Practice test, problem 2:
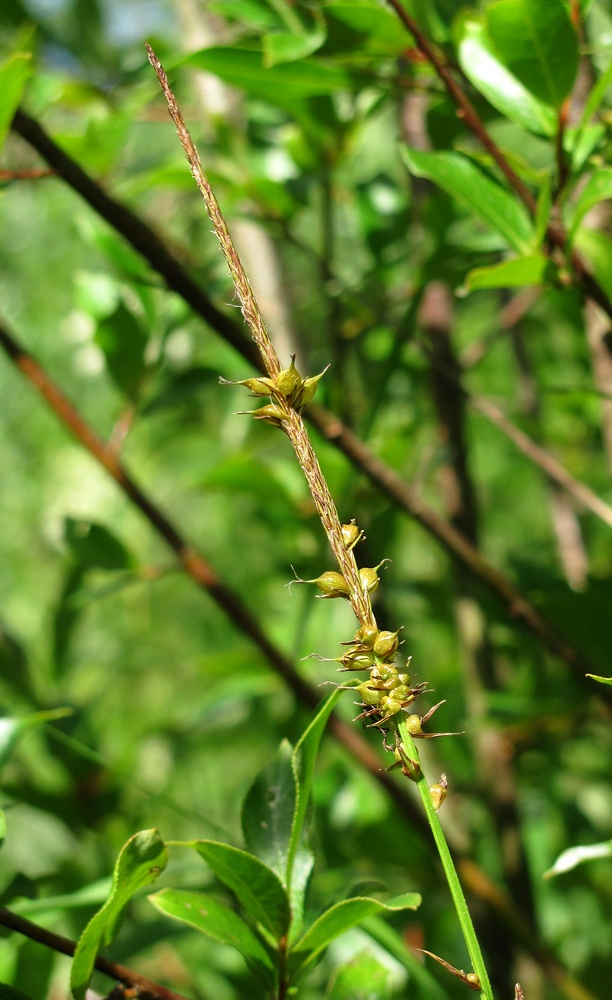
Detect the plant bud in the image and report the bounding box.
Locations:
[311,570,351,598]
[341,520,364,550]
[356,681,383,706]
[275,356,302,398]
[359,559,389,595]
[373,629,401,658]
[250,404,289,428]
[341,648,375,670]
[369,664,398,686]
[219,375,276,396]
[404,714,423,736]
[294,364,330,409]
[353,625,379,648]
[429,773,448,811]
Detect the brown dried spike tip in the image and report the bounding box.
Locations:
[515,986,525,1000]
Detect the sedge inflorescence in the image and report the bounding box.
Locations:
[222,357,454,770]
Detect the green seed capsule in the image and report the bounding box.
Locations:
[373,629,401,658]
[359,559,389,596]
[311,570,351,598]
[341,520,364,551]
[370,664,398,686]
[293,364,330,409]
[404,714,423,736]
[275,356,302,398]
[342,648,375,669]
[356,681,383,706]
[353,625,379,648]
[219,375,276,396]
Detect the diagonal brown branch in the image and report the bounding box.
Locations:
[9,106,605,692]
[0,906,189,1000]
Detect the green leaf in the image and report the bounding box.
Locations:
[327,952,393,1000]
[0,51,32,156]
[70,830,168,1000]
[0,809,6,850]
[456,16,555,136]
[566,168,612,243]
[544,840,612,878]
[463,255,556,292]
[574,228,612,301]
[324,3,411,56]
[586,673,612,686]
[402,147,534,254]
[0,708,73,771]
[94,303,148,401]
[191,840,290,940]
[290,893,420,978]
[288,688,344,888]
[184,47,355,102]
[63,518,132,571]
[485,0,578,109]
[242,739,301,879]
[149,888,276,987]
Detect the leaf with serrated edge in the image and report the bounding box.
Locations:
[149,888,276,987]
[70,830,168,1000]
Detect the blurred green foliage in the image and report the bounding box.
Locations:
[1,1,612,998]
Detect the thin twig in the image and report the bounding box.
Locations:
[0,907,190,1000]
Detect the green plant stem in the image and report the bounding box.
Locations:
[398,722,494,1000]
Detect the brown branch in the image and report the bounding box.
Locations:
[386,1,612,324]
[9,106,605,690]
[470,394,612,530]
[0,906,189,1000]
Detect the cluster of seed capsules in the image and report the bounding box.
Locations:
[292,521,430,733]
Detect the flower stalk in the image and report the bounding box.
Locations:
[147,42,494,999]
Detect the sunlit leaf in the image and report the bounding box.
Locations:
[586,673,612,686]
[289,892,420,978]
[463,255,556,292]
[456,16,555,136]
[0,51,32,155]
[70,830,168,1000]
[485,0,578,109]
[149,888,276,987]
[0,709,72,771]
[190,840,290,940]
[544,840,612,878]
[402,147,534,254]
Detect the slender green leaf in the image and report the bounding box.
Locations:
[288,688,343,886]
[324,3,412,55]
[0,809,5,850]
[149,888,275,986]
[586,673,612,686]
[70,830,168,1000]
[456,16,555,136]
[191,840,290,940]
[290,893,420,977]
[0,52,32,155]
[485,0,578,109]
[544,840,612,878]
[463,255,556,292]
[0,709,73,771]
[566,168,612,242]
[402,147,534,254]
